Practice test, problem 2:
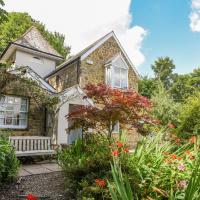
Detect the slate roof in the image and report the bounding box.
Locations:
[45,31,139,79]
[14,26,63,58]
[45,31,113,78]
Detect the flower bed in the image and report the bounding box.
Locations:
[58,133,200,199]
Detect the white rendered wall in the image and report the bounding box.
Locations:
[57,96,89,145]
[15,50,56,77]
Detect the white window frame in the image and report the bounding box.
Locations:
[105,54,129,89]
[0,95,29,129]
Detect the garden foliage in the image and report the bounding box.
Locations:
[0,134,19,185]
[58,132,200,199]
[57,134,112,199]
[57,134,130,199]
[151,82,180,126]
[67,83,153,137]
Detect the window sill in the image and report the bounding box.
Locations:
[0,125,27,130]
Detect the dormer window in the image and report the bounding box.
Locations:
[105,54,128,89]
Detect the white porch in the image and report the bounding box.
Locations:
[55,85,92,146]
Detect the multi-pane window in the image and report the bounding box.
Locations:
[105,55,128,89]
[0,95,28,129]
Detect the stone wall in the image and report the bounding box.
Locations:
[112,129,139,149]
[79,36,138,90]
[48,62,78,92]
[1,80,46,136]
[11,98,46,136]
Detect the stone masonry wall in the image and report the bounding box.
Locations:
[79,36,139,148]
[48,62,78,92]
[79,36,138,90]
[2,81,46,136]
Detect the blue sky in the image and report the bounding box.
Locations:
[130,0,200,76]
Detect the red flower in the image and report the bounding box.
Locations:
[124,148,129,153]
[171,154,177,160]
[112,150,119,156]
[116,141,123,148]
[177,157,182,161]
[168,123,175,129]
[95,179,106,187]
[26,194,38,200]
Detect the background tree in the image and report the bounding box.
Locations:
[151,57,175,89]
[67,84,153,138]
[177,92,200,137]
[171,68,200,102]
[151,81,180,126]
[138,76,157,98]
[0,0,7,24]
[0,12,70,58]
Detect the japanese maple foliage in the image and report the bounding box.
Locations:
[67,83,153,137]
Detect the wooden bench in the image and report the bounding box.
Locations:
[9,136,56,157]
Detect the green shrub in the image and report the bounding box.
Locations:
[0,135,20,185]
[177,92,200,137]
[57,134,113,199]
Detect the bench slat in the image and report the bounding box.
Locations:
[9,136,55,157]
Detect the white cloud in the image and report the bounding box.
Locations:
[5,0,147,67]
[190,0,200,32]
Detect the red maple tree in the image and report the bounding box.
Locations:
[67,84,153,138]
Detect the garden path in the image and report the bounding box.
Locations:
[18,163,61,176]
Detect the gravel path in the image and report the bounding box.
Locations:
[0,172,73,200]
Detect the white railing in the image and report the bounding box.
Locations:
[9,136,56,157]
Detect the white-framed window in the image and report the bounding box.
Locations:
[105,54,128,89]
[0,95,28,129]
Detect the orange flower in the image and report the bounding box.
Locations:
[112,150,119,156]
[26,194,38,200]
[171,154,177,160]
[177,157,182,161]
[185,150,191,155]
[116,141,123,148]
[95,179,106,187]
[124,148,129,153]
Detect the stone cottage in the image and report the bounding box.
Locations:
[0,26,139,147]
